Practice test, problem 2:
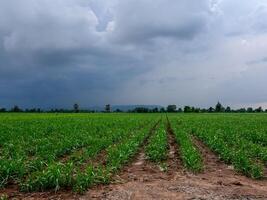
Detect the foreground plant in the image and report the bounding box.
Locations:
[171,121,203,173]
[73,122,156,193]
[145,124,168,163]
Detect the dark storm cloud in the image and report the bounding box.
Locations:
[1,0,267,108]
[109,0,212,44]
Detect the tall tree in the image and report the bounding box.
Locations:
[0,108,6,112]
[73,103,79,113]
[225,106,231,112]
[160,107,166,113]
[255,107,263,112]
[11,105,22,112]
[184,106,191,113]
[177,108,183,113]
[247,107,254,113]
[208,107,214,112]
[105,104,111,112]
[152,107,159,113]
[167,105,177,112]
[215,102,224,112]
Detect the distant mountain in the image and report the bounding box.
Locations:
[88,105,164,112]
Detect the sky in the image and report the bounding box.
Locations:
[1,0,267,109]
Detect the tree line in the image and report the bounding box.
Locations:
[0,104,95,113]
[163,102,266,113]
[0,102,266,113]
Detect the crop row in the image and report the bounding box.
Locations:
[74,121,158,193]
[1,113,267,194]
[168,118,203,172]
[22,120,156,192]
[169,114,265,179]
[145,123,168,163]
[0,113,157,190]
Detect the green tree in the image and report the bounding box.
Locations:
[184,106,191,113]
[215,102,224,112]
[11,105,22,112]
[167,105,177,112]
[208,107,214,112]
[0,108,6,112]
[201,108,207,112]
[194,108,200,113]
[247,107,253,113]
[238,108,246,113]
[225,106,231,112]
[152,107,159,113]
[160,108,166,113]
[73,103,79,113]
[105,104,111,112]
[255,107,263,112]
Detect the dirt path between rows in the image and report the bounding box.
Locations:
[84,123,267,200]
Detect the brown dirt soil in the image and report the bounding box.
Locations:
[84,125,267,200]
[1,122,267,200]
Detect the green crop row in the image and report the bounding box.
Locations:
[193,127,263,179]
[73,121,157,193]
[145,123,168,163]
[19,119,156,192]
[1,113,267,194]
[0,113,157,190]
[169,119,203,173]
[212,128,267,166]
[168,114,265,179]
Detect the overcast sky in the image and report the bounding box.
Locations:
[1,0,267,109]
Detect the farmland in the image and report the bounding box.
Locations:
[0,113,267,199]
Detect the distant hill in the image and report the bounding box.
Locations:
[88,105,164,112]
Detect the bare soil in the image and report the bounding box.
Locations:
[84,125,267,200]
[1,122,267,200]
